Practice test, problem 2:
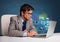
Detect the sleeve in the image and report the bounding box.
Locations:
[8,17,24,37]
[29,18,37,31]
[23,32,27,37]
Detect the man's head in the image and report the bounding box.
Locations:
[20,4,34,20]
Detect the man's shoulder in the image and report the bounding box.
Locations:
[11,16,18,18]
[11,16,19,20]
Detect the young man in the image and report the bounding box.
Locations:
[8,4,38,37]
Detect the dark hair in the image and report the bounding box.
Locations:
[20,4,34,16]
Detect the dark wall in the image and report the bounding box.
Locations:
[0,0,60,35]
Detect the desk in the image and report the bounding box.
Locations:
[0,33,60,42]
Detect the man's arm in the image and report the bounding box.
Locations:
[28,19,38,36]
[29,18,36,31]
[8,17,24,37]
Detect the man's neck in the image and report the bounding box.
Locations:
[21,16,27,21]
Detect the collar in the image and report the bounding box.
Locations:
[20,17,24,23]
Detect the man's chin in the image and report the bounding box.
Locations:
[26,19,29,21]
[25,18,29,21]
[25,18,31,21]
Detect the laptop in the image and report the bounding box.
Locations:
[32,17,57,38]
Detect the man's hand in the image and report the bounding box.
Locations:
[24,30,38,37]
[27,30,38,37]
[24,30,28,33]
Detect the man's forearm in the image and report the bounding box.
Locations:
[8,30,24,37]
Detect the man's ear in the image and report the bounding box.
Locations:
[21,11,24,16]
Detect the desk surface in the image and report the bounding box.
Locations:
[0,33,60,42]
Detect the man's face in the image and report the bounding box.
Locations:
[23,10,33,20]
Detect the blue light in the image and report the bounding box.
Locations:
[33,17,49,34]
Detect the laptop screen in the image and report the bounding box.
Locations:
[33,17,50,34]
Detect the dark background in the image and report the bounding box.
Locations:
[0,0,60,35]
